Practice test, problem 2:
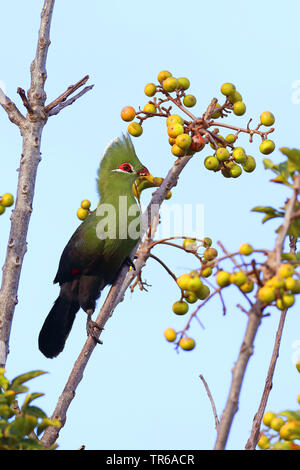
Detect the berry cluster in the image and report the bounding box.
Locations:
[0,193,14,215]
[121,72,276,179]
[163,237,217,352]
[76,199,91,220]
[258,263,299,310]
[257,361,300,450]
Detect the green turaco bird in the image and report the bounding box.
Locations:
[38,134,150,358]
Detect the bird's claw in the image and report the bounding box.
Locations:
[86,312,103,344]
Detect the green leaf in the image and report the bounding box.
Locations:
[280,147,300,168]
[0,404,14,419]
[24,405,47,419]
[10,371,46,388]
[288,217,300,238]
[251,206,278,214]
[4,415,37,440]
[21,393,44,411]
[263,158,279,171]
[280,410,300,421]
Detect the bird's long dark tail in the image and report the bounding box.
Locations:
[38,282,80,358]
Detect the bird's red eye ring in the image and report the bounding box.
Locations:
[118,162,133,173]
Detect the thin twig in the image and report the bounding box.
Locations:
[45,75,90,113]
[48,85,94,116]
[199,374,219,430]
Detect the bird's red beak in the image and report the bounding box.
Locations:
[137,166,150,176]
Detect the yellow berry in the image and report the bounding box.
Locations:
[77,208,89,220]
[263,411,277,427]
[179,336,195,351]
[202,267,213,278]
[221,82,236,96]
[203,247,218,261]
[233,101,246,116]
[171,144,185,157]
[163,77,179,92]
[216,271,231,287]
[285,276,297,291]
[80,199,91,210]
[128,122,143,137]
[225,133,237,144]
[230,271,247,287]
[258,286,276,303]
[143,103,156,114]
[240,280,254,293]
[278,263,294,278]
[183,238,197,251]
[296,359,300,373]
[167,123,184,138]
[176,274,191,290]
[239,243,253,256]
[158,70,172,83]
[232,147,246,164]
[257,434,270,450]
[0,204,5,215]
[216,147,230,161]
[260,111,275,127]
[228,91,242,104]
[187,276,203,292]
[144,83,157,97]
[270,417,285,431]
[121,106,136,122]
[1,193,14,207]
[166,114,184,127]
[259,139,275,155]
[164,328,177,342]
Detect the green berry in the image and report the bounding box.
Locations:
[230,164,242,178]
[225,134,237,144]
[183,94,197,107]
[204,156,220,171]
[201,267,213,278]
[176,133,192,150]
[242,155,256,172]
[216,147,230,161]
[228,91,243,104]
[172,301,189,315]
[177,77,190,90]
[163,77,179,92]
[232,147,246,163]
[233,101,246,116]
[0,204,5,215]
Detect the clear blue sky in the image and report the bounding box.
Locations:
[0,0,300,450]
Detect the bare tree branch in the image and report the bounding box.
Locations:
[48,85,94,117]
[0,88,26,129]
[213,173,300,450]
[200,374,219,430]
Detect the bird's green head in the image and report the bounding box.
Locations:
[97,134,149,198]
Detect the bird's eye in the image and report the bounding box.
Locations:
[118,163,133,173]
